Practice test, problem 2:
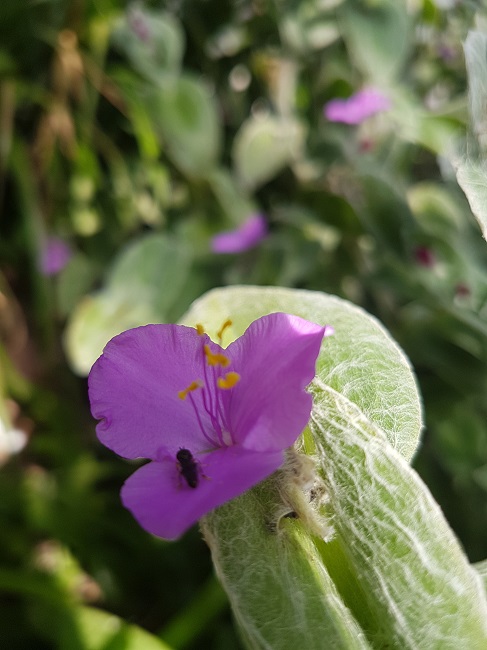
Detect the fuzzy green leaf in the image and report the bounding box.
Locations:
[309,384,487,648]
[233,116,305,191]
[182,286,487,649]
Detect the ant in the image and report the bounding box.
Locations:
[176,448,199,489]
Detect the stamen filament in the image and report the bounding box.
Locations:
[208,365,225,446]
[200,386,224,446]
[201,351,215,423]
[188,393,215,447]
[178,318,240,449]
[215,383,232,439]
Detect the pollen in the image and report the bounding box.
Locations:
[178,380,203,400]
[195,323,205,336]
[217,372,240,390]
[204,344,230,368]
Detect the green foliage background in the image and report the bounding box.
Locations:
[1,0,487,648]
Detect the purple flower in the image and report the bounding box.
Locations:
[414,245,436,268]
[454,282,471,299]
[88,313,328,539]
[40,237,72,276]
[127,7,151,42]
[211,214,267,254]
[324,89,391,125]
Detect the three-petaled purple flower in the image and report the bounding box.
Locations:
[324,89,391,125]
[211,214,267,254]
[88,313,329,539]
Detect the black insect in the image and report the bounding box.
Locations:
[176,448,199,488]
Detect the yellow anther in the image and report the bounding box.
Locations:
[217,372,240,390]
[217,319,233,341]
[195,323,205,336]
[178,380,202,400]
[204,344,230,368]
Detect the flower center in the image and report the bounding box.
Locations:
[178,320,240,448]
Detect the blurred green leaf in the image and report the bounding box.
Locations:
[64,293,155,376]
[455,157,487,242]
[455,30,487,242]
[353,173,416,258]
[233,115,305,190]
[159,575,229,649]
[56,253,100,317]
[280,14,340,53]
[64,234,192,375]
[340,0,411,83]
[64,606,174,650]
[112,7,185,81]
[207,168,257,225]
[146,75,221,176]
[113,71,161,160]
[393,102,460,155]
[463,31,487,152]
[407,182,464,237]
[105,234,189,315]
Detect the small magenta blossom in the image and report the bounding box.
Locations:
[88,313,330,539]
[324,89,391,125]
[127,7,151,42]
[454,282,471,299]
[40,237,72,276]
[414,245,436,268]
[211,214,267,254]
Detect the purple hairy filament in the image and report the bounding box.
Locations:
[177,320,240,450]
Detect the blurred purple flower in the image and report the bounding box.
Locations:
[88,313,330,539]
[127,7,151,42]
[414,245,436,268]
[437,44,456,62]
[40,237,72,276]
[454,282,471,299]
[211,214,267,254]
[324,89,391,125]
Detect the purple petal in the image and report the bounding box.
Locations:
[40,237,72,276]
[324,89,391,125]
[211,214,267,254]
[223,313,326,452]
[88,324,221,460]
[121,447,284,539]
